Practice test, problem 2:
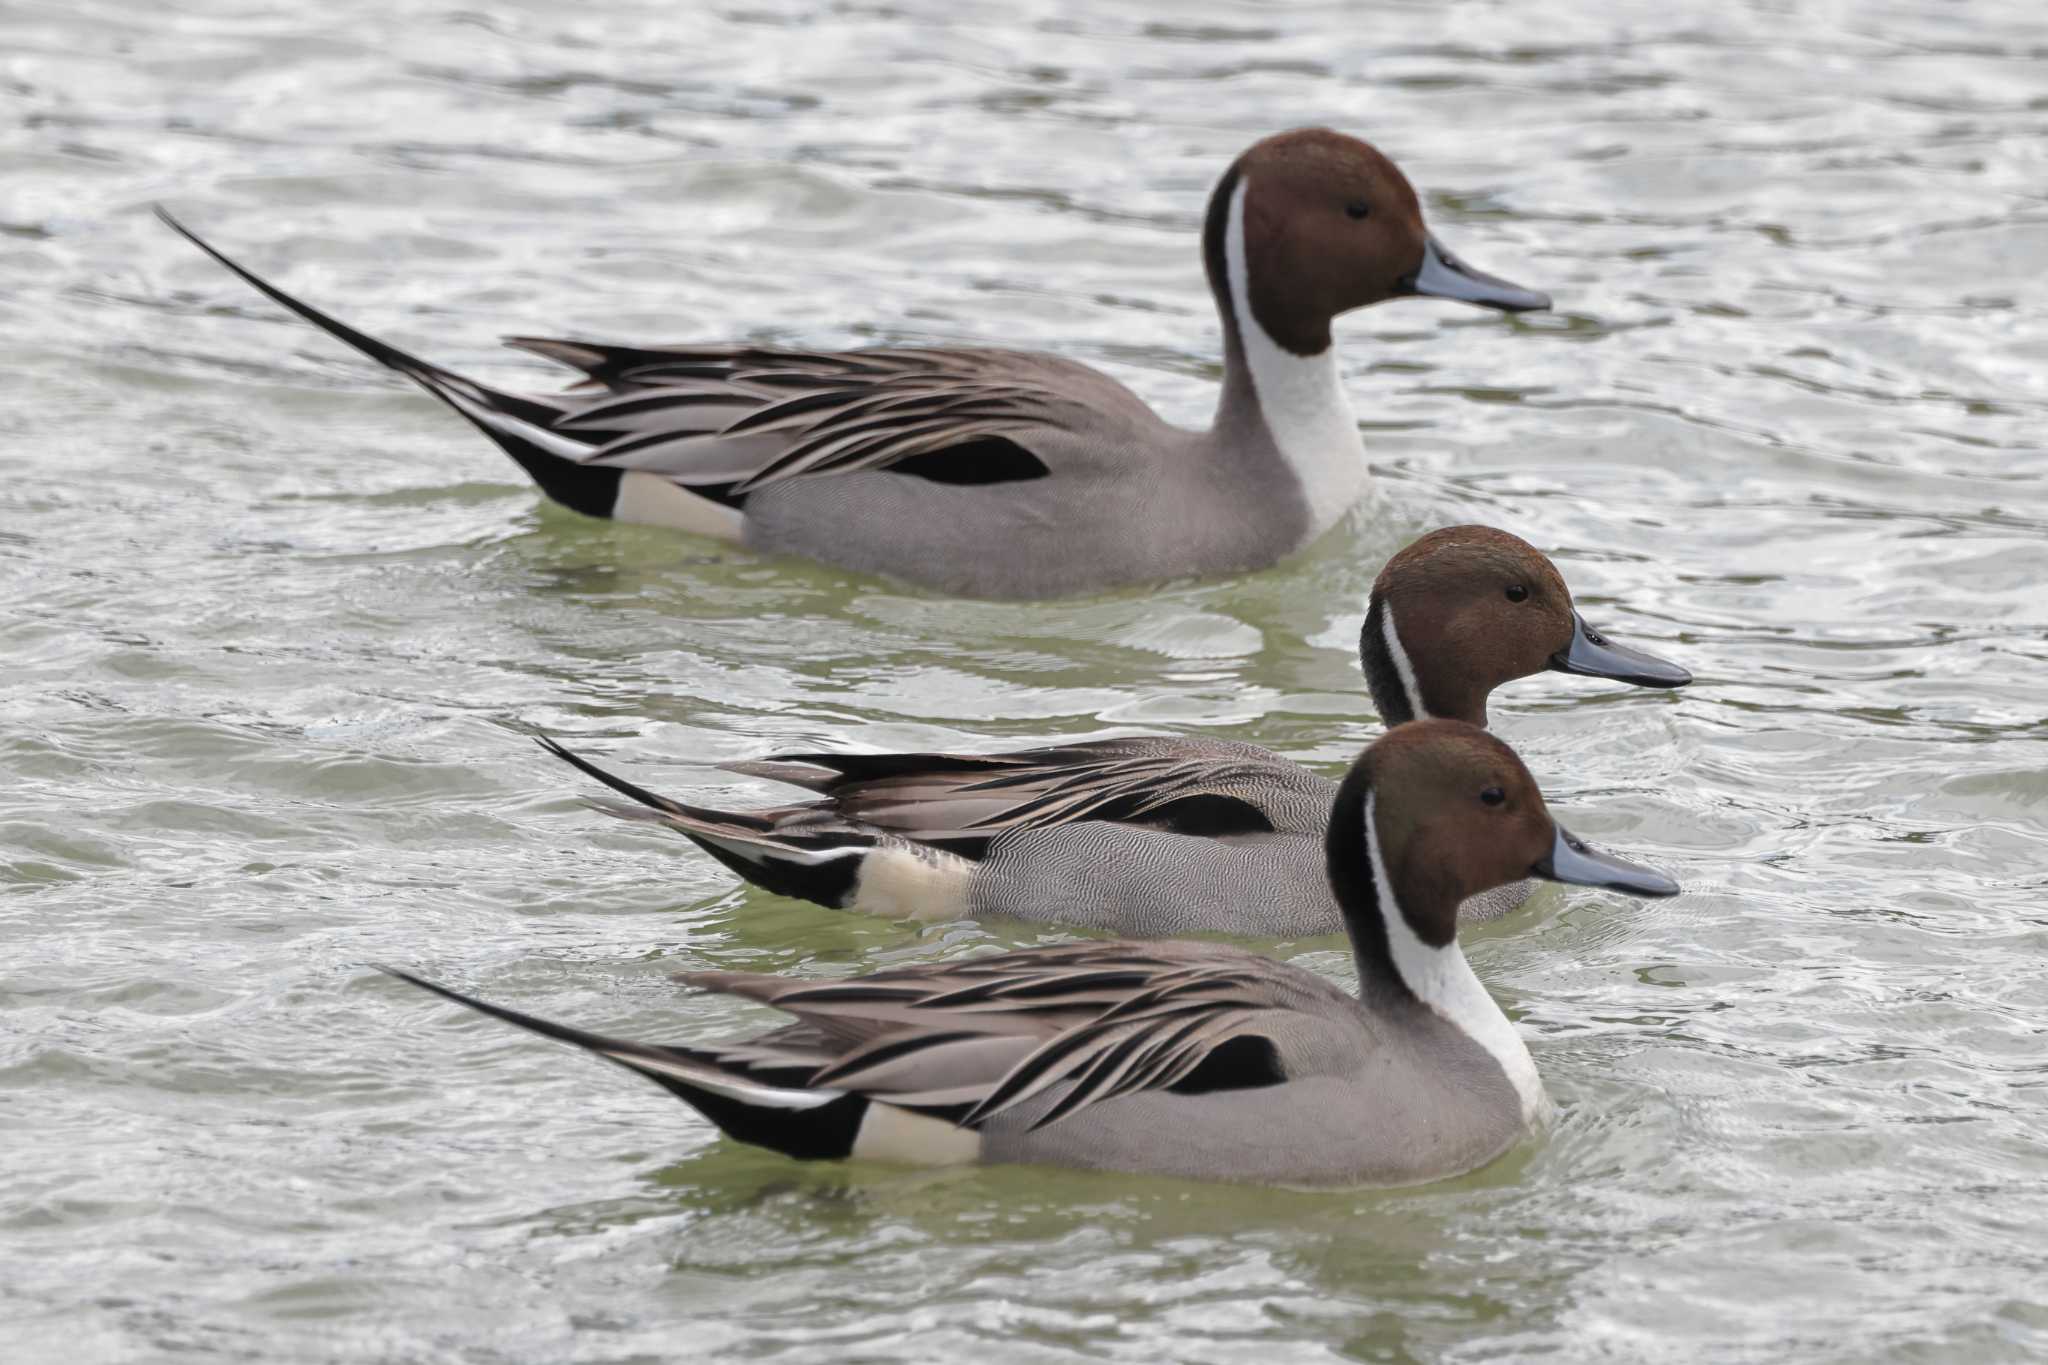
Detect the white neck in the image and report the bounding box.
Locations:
[1379,606,1431,722]
[1363,793,1545,1122]
[1224,179,1367,542]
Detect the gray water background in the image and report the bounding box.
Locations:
[5,1,2048,1360]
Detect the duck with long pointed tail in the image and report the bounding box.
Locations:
[387,722,1678,1187]
[157,129,1547,600]
[542,526,1689,934]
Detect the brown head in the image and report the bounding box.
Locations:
[1360,526,1692,728]
[1202,128,1550,358]
[1326,721,1678,966]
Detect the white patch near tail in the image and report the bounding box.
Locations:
[428,375,743,541]
[850,1102,981,1165]
[614,471,745,541]
[1363,794,1545,1122]
[851,840,976,921]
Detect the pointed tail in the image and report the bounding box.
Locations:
[377,966,871,1159]
[155,207,625,519]
[535,736,873,908]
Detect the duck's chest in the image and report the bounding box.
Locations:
[1244,346,1370,541]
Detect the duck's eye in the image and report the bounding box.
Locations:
[1480,786,1506,807]
[1505,584,1528,603]
[1344,200,1370,221]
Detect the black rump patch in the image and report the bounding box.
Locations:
[683,834,863,909]
[495,431,625,520]
[648,1075,870,1160]
[1167,1034,1286,1096]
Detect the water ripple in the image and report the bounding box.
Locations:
[6,0,2048,1360]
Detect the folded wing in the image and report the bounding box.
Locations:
[506,339,1072,501]
[724,738,1304,855]
[155,210,1081,513]
[686,940,1307,1130]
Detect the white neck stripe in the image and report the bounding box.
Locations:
[1224,179,1368,542]
[1362,792,1544,1121]
[1379,606,1430,722]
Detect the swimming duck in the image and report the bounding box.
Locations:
[386,721,1679,1187]
[157,128,1547,600]
[543,526,1689,933]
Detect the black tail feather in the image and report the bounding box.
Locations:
[378,966,869,1160]
[156,207,624,519]
[674,827,865,910]
[536,736,698,818]
[156,206,453,387]
[380,964,663,1060]
[536,736,870,909]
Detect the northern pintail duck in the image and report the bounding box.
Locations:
[156,128,1547,600]
[386,722,1679,1187]
[543,526,1689,934]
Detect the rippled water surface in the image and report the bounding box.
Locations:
[6,1,2048,1359]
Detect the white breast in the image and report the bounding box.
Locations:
[1365,793,1546,1122]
